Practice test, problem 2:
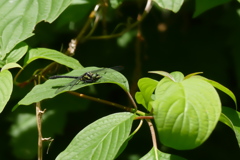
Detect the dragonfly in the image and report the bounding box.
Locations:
[49,66,123,93]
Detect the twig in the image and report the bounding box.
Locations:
[126,91,138,111]
[36,102,45,160]
[135,116,153,120]
[68,91,136,113]
[88,0,153,40]
[146,119,158,148]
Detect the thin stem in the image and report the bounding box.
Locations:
[126,91,138,110]
[146,119,158,148]
[34,77,44,160]
[135,116,153,120]
[88,0,153,40]
[68,91,136,113]
[36,104,44,160]
[76,4,101,43]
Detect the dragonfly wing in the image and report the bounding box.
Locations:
[55,77,82,94]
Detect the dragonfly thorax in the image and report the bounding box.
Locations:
[80,72,101,83]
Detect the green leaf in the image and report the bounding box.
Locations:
[193,0,231,18]
[55,0,98,29]
[1,63,22,71]
[109,0,123,8]
[0,0,72,59]
[117,30,137,48]
[115,119,143,159]
[24,48,83,69]
[219,107,240,148]
[0,70,13,113]
[149,71,184,82]
[196,75,237,109]
[135,78,158,111]
[56,112,135,160]
[140,147,187,160]
[149,71,175,81]
[153,76,221,150]
[14,67,129,108]
[184,72,203,79]
[153,0,184,13]
[3,42,28,64]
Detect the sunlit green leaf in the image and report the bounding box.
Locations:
[219,107,240,148]
[193,0,231,18]
[3,42,28,64]
[0,70,13,113]
[135,78,158,111]
[115,119,143,159]
[14,67,129,109]
[196,75,237,109]
[24,48,82,69]
[149,71,175,81]
[153,76,221,150]
[1,63,22,71]
[0,0,72,59]
[56,112,135,160]
[184,72,203,79]
[109,0,123,8]
[153,0,184,13]
[140,147,187,160]
[149,71,184,82]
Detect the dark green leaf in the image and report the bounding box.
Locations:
[219,107,240,148]
[193,0,231,18]
[55,0,98,30]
